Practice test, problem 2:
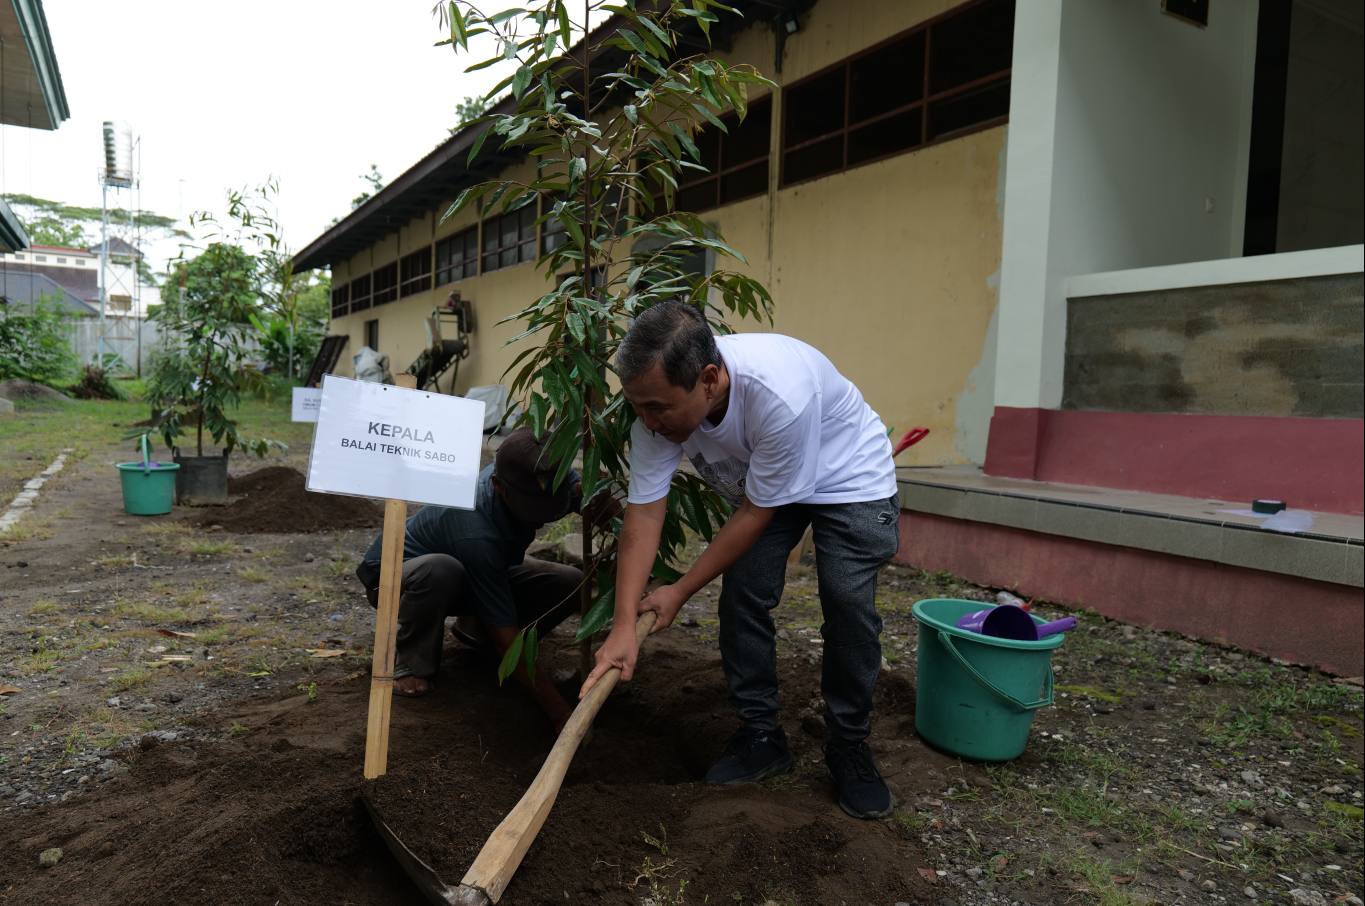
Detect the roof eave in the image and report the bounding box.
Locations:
[11,0,71,130]
[0,199,31,252]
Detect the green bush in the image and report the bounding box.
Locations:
[0,295,78,385]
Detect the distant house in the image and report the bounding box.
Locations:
[0,240,146,317]
[0,270,96,316]
[293,0,1364,675]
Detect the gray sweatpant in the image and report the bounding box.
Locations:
[365,554,582,679]
[718,495,900,743]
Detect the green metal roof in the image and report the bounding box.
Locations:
[2,0,70,130]
[0,197,29,253]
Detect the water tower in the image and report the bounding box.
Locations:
[97,121,142,374]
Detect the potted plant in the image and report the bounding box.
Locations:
[146,240,285,505]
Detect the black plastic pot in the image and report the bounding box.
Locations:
[172,448,229,506]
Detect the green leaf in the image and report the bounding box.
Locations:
[527,392,548,438]
[624,104,639,125]
[650,555,684,584]
[574,573,616,642]
[556,2,572,50]
[497,630,525,685]
[449,2,468,49]
[581,441,600,501]
[523,626,539,681]
[512,64,533,98]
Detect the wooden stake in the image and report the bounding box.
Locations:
[364,372,417,780]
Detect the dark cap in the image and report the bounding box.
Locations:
[494,427,573,525]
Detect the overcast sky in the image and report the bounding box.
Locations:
[7,1,556,275]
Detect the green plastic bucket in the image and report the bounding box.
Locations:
[912,598,1065,762]
[117,436,180,516]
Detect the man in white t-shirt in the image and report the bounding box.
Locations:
[580,300,901,819]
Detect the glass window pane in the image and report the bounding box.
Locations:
[500,247,516,269]
[722,97,772,169]
[928,77,1010,139]
[784,69,846,148]
[483,224,498,253]
[500,214,518,248]
[464,260,478,279]
[783,135,844,184]
[519,239,535,262]
[677,179,719,213]
[929,0,1015,95]
[848,109,923,164]
[851,33,924,124]
[692,126,720,175]
[483,253,497,273]
[519,204,536,240]
[720,161,769,204]
[464,230,478,260]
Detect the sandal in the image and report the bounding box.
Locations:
[451,624,497,658]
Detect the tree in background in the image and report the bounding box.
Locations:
[437,0,774,681]
[3,193,185,286]
[350,165,385,210]
[450,95,492,135]
[0,294,77,386]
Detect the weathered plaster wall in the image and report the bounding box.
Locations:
[1063,273,1364,418]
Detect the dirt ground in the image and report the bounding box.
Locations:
[0,403,1361,906]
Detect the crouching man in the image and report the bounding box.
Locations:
[583,300,900,819]
[356,427,586,733]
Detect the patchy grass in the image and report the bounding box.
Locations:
[180,540,236,557]
[174,587,210,607]
[109,667,153,693]
[27,600,59,616]
[93,554,135,571]
[0,521,53,544]
[238,566,269,583]
[112,600,190,623]
[142,523,193,537]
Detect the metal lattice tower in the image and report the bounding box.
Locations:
[97,121,143,375]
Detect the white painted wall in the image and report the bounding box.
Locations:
[995,0,1259,410]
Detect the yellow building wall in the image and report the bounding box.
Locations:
[701,0,1005,465]
[325,0,1005,464]
[327,157,568,397]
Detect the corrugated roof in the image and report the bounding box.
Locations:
[0,269,97,315]
[292,1,814,273]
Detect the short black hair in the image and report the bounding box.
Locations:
[615,300,721,391]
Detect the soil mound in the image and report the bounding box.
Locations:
[185,466,383,533]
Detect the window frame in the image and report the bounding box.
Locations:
[436,226,479,285]
[779,0,1012,190]
[330,283,350,319]
[662,95,773,214]
[349,273,372,313]
[372,261,399,307]
[399,247,433,298]
[481,204,537,274]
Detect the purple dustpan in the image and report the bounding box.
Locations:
[955,604,1077,642]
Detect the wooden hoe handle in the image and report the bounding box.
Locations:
[448,611,658,905]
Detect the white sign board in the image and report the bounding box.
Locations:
[307,375,486,509]
[292,387,322,422]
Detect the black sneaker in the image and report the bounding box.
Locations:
[825,739,893,819]
[704,727,794,784]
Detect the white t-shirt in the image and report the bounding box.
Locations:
[627,333,898,508]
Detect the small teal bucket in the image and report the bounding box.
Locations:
[117,435,180,516]
[912,598,1066,762]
